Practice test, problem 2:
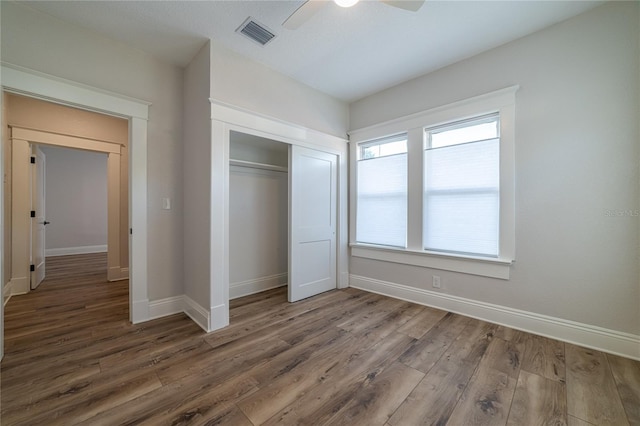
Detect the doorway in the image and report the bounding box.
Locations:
[1,65,151,362]
[37,145,109,258]
[8,124,127,298]
[229,131,289,300]
[207,102,348,332]
[38,145,110,284]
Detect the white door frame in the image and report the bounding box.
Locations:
[9,139,31,297]
[1,64,151,336]
[209,99,349,332]
[10,127,126,288]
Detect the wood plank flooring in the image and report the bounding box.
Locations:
[2,253,639,425]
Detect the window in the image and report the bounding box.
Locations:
[349,86,517,279]
[356,134,407,247]
[424,114,500,257]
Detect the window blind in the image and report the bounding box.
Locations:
[424,115,499,257]
[356,135,407,247]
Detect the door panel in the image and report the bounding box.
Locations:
[31,146,46,289]
[289,146,337,302]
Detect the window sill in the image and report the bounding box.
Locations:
[350,244,512,280]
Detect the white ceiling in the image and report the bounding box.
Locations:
[20,0,603,102]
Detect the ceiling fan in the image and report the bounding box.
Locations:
[283,0,425,30]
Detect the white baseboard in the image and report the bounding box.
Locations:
[7,276,29,296]
[184,295,210,333]
[230,273,287,300]
[131,298,150,324]
[3,281,13,306]
[145,296,227,333]
[148,296,184,320]
[107,266,129,282]
[46,245,108,257]
[339,271,350,289]
[350,274,640,361]
[107,266,122,282]
[210,303,229,332]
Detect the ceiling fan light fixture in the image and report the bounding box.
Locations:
[333,0,359,8]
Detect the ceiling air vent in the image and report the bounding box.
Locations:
[236,17,276,46]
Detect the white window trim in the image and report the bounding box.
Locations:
[349,86,518,280]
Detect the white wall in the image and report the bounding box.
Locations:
[230,131,289,168]
[1,2,184,300]
[210,41,348,138]
[183,41,212,316]
[349,2,639,337]
[229,167,288,298]
[40,146,107,255]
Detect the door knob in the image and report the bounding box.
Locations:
[43,221,51,225]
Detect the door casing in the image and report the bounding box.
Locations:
[1,64,151,352]
[209,100,349,333]
[30,144,46,290]
[9,127,126,296]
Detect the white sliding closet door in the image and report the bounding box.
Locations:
[289,146,337,302]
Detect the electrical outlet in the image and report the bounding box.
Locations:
[432,275,441,289]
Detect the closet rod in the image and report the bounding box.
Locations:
[229,159,288,173]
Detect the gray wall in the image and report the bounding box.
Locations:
[41,146,108,253]
[349,2,639,335]
[210,40,348,138]
[183,42,212,311]
[229,167,288,294]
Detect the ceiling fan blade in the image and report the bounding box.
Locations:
[381,0,425,12]
[283,0,328,30]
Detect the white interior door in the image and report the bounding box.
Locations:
[30,145,46,289]
[289,145,337,302]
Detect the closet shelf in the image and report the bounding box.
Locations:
[229,159,288,173]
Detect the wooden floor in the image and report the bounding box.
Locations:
[1,254,639,425]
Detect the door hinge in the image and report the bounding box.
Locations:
[30,210,36,218]
[129,228,133,235]
[30,264,35,272]
[30,156,36,164]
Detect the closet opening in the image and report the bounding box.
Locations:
[229,131,289,302]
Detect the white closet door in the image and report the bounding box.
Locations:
[31,145,46,289]
[289,146,337,302]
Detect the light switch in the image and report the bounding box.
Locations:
[162,197,171,210]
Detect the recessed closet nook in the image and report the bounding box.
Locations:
[229,131,288,300]
[227,128,340,307]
